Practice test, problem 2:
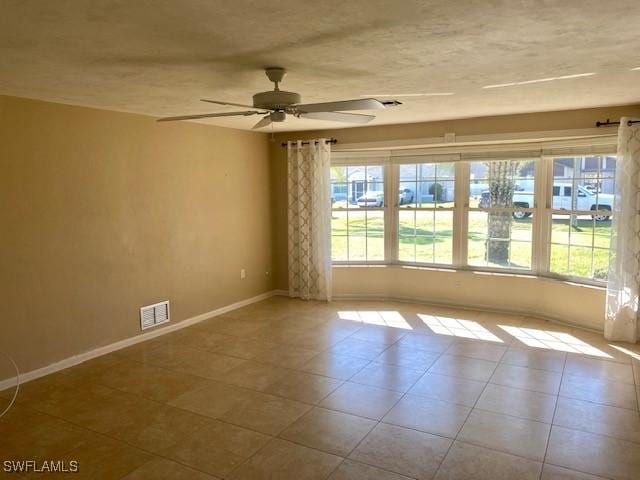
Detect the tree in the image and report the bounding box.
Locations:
[486,161,519,265]
[429,182,444,202]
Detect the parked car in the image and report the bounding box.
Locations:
[399,188,414,205]
[357,191,384,207]
[548,183,614,221]
[479,183,614,221]
[356,188,416,208]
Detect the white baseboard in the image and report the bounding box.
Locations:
[0,290,277,391]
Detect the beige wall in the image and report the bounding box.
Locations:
[0,96,273,379]
[271,104,640,329]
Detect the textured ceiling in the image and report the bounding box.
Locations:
[1,0,639,131]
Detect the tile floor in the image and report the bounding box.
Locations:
[2,297,640,479]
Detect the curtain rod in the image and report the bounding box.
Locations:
[596,118,640,127]
[281,138,337,147]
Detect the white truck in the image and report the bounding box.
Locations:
[479,183,614,221]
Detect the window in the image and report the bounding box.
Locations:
[331,164,385,262]
[398,162,455,264]
[329,151,616,284]
[549,156,615,281]
[468,159,535,269]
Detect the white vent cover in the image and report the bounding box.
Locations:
[140,300,170,330]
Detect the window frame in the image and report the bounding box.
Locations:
[329,149,616,287]
[464,157,538,272]
[330,157,390,266]
[543,155,616,284]
[394,160,457,267]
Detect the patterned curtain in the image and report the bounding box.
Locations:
[287,139,332,301]
[605,118,640,342]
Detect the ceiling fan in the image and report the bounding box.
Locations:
[158,67,401,128]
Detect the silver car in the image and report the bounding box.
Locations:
[357,191,384,207]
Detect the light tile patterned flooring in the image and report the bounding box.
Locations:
[2,297,640,479]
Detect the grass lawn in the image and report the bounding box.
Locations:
[331,207,611,280]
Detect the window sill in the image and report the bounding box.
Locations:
[331,263,605,290]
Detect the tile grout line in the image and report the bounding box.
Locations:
[539,346,567,480]
[632,360,640,413]
[542,459,617,480]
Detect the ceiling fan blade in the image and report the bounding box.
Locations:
[294,98,387,113]
[201,99,264,110]
[252,116,272,129]
[299,111,375,124]
[157,111,264,122]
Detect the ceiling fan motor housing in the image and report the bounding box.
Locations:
[253,90,301,111]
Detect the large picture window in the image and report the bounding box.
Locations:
[331,164,385,263]
[329,151,616,285]
[398,162,455,265]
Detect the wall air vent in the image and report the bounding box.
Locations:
[140,300,170,330]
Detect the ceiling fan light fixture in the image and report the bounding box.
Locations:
[270,111,286,122]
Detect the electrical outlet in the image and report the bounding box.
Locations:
[240,269,246,279]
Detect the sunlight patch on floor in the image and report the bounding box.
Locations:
[337,311,413,329]
[609,344,640,361]
[417,315,504,342]
[499,325,612,357]
[336,310,635,361]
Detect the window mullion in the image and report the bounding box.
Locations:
[385,162,398,264]
[533,156,550,275]
[453,161,469,267]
